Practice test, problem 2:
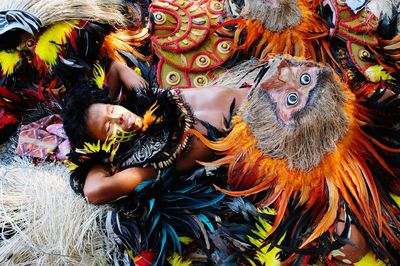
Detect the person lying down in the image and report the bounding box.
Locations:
[62,74,249,204]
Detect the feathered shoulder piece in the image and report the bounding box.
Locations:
[103,165,271,266]
[189,56,400,264]
[224,0,335,65]
[115,87,195,170]
[67,87,195,195]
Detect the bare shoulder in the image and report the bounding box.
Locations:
[181,86,249,107]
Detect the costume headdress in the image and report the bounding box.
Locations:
[0,0,127,31]
[67,87,195,194]
[189,57,400,264]
[224,0,335,65]
[0,0,150,139]
[0,0,149,76]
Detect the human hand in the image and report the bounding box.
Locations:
[120,66,149,90]
[331,209,370,264]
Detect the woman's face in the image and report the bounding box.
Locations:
[86,103,143,141]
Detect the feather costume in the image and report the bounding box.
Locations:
[224,0,334,64]
[0,0,150,139]
[65,85,274,265]
[0,154,262,265]
[321,0,400,92]
[103,167,240,266]
[189,57,400,264]
[67,87,195,196]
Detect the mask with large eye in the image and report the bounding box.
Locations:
[258,60,319,125]
[287,92,299,106]
[300,73,311,85]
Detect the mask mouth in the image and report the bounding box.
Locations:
[0,10,42,50]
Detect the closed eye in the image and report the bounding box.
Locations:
[105,105,115,136]
[106,121,111,136]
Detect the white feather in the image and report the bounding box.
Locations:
[367,0,399,19]
[210,59,261,88]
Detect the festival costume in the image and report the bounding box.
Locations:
[320,0,400,91]
[0,1,399,265]
[149,0,236,88]
[224,0,335,64]
[67,87,195,194]
[65,86,265,265]
[0,0,150,139]
[190,57,400,265]
[226,0,400,106]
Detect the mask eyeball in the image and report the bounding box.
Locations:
[287,92,298,106]
[300,73,311,85]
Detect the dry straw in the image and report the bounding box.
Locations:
[0,158,117,265]
[0,0,127,27]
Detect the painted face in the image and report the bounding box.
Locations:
[86,103,143,142]
[260,61,319,124]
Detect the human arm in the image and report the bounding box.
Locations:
[82,137,213,204]
[175,137,214,172]
[108,61,149,100]
[83,164,156,204]
[332,210,370,264]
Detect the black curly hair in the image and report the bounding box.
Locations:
[62,80,109,147]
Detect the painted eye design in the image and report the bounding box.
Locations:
[287,92,298,106]
[300,73,311,85]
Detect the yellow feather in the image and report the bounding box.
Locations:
[390,193,400,207]
[179,236,193,245]
[76,138,117,154]
[65,161,78,172]
[93,64,105,89]
[253,245,282,266]
[354,251,386,266]
[247,210,283,266]
[0,50,20,76]
[364,65,395,83]
[258,207,277,215]
[35,21,79,67]
[134,67,142,76]
[167,253,192,266]
[82,140,102,153]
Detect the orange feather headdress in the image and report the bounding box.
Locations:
[189,57,400,263]
[225,0,335,65]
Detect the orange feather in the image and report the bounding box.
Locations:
[189,79,400,258]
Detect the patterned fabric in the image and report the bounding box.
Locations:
[16,114,70,161]
[150,0,235,88]
[0,10,42,36]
